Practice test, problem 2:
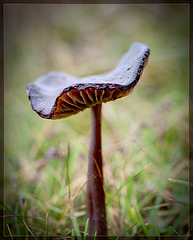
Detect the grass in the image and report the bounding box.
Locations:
[4,4,189,238]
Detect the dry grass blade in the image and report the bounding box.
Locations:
[168,178,192,187]
[6,224,14,240]
[156,194,192,207]
[22,219,36,239]
[142,203,171,211]
[70,174,94,203]
[27,225,66,238]
[93,156,105,191]
[58,174,94,225]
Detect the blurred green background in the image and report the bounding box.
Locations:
[4,4,189,237]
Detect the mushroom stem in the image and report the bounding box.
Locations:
[87,103,107,236]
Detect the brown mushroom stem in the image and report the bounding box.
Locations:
[87,103,107,236]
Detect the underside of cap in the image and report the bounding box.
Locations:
[27,42,150,119]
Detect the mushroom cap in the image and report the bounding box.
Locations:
[27,42,150,119]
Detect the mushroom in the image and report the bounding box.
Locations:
[27,42,150,236]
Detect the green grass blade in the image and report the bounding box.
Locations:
[106,163,152,205]
[169,226,183,237]
[83,218,89,240]
[71,228,74,239]
[134,204,149,236]
[128,177,134,203]
[146,222,160,237]
[94,231,97,240]
[65,138,71,198]
[167,208,188,235]
[72,216,81,240]
[46,209,49,237]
